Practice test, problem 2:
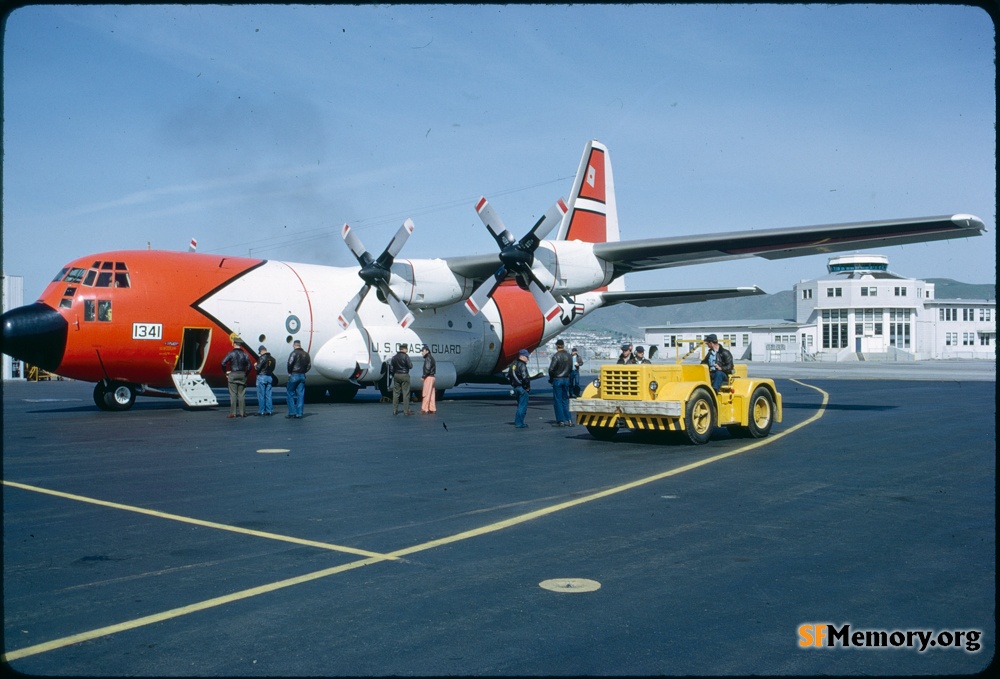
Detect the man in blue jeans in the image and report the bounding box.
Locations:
[510,349,532,428]
[548,339,573,427]
[286,339,311,419]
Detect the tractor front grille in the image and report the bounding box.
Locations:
[601,368,640,399]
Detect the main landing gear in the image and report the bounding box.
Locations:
[93,380,138,411]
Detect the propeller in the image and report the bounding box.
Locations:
[464,197,568,322]
[337,219,416,330]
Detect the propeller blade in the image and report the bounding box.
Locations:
[337,284,371,329]
[383,288,416,329]
[475,197,516,248]
[527,277,563,323]
[380,218,414,263]
[519,198,568,251]
[464,265,507,315]
[341,224,369,263]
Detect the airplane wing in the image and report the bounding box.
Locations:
[444,214,985,285]
[593,214,985,276]
[600,286,765,308]
[443,253,504,282]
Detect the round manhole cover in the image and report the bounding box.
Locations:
[539,578,601,593]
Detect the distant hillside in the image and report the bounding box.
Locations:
[576,278,995,336]
[926,278,995,301]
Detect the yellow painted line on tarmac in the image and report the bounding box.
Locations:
[3,556,385,662]
[3,380,828,662]
[0,480,396,562]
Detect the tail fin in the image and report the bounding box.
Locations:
[556,139,625,291]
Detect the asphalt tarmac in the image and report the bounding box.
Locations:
[2,368,995,676]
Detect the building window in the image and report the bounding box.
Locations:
[894,286,907,296]
[963,308,975,321]
[826,287,843,298]
[945,332,958,346]
[889,308,911,349]
[940,308,958,322]
[742,334,749,346]
[822,309,848,349]
[980,308,992,322]
[860,287,877,297]
[963,332,975,346]
[802,289,813,300]
[980,334,992,346]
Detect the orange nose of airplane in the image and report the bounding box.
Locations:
[1,303,68,372]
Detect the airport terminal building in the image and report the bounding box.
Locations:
[644,254,996,363]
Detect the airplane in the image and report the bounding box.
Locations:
[0,140,985,411]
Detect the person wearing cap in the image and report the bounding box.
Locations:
[419,346,437,414]
[389,343,414,416]
[570,346,584,397]
[616,343,636,364]
[286,338,311,419]
[510,348,532,428]
[634,345,651,364]
[701,334,734,393]
[548,338,574,427]
[254,345,277,416]
[221,336,251,418]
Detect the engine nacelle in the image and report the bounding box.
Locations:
[313,326,377,382]
[389,259,474,309]
[413,360,458,391]
[532,240,614,295]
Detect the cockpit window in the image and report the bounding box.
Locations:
[52,268,69,283]
[63,267,86,283]
[78,261,130,288]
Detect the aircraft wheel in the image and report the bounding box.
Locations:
[683,388,716,445]
[93,382,113,411]
[745,386,775,438]
[586,423,618,441]
[103,381,137,411]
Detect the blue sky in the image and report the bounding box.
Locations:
[2,4,995,303]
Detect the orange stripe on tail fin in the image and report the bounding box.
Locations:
[556,140,623,292]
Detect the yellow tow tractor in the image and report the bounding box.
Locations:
[570,340,782,444]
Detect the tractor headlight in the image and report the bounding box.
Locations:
[593,378,600,388]
[649,380,659,392]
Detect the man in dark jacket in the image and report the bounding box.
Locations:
[221,337,251,418]
[548,339,573,427]
[286,339,311,419]
[510,348,532,428]
[702,334,734,392]
[389,344,414,416]
[419,346,437,414]
[254,345,277,416]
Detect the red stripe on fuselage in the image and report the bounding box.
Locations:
[492,283,543,371]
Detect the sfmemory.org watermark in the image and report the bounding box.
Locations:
[798,623,982,652]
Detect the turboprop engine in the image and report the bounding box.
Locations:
[531,240,615,296]
[313,325,377,382]
[387,258,474,309]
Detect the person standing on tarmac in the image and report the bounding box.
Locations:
[548,338,573,427]
[254,345,276,416]
[222,337,251,418]
[286,339,311,419]
[634,346,651,364]
[570,346,584,397]
[420,346,437,414]
[390,343,414,416]
[510,348,532,428]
